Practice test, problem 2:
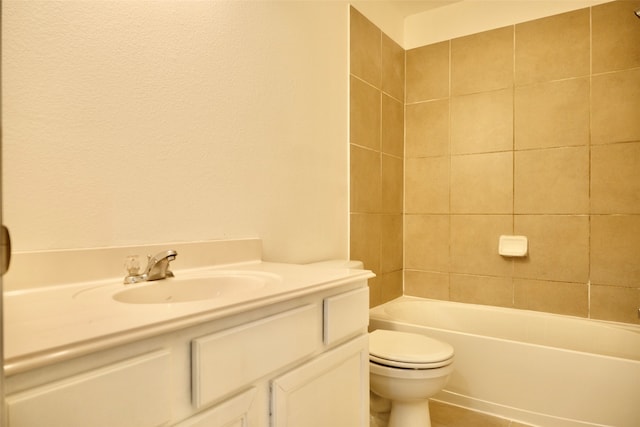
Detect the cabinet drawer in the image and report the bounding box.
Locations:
[6,350,171,427]
[323,287,369,345]
[192,304,321,408]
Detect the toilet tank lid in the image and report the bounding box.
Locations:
[369,329,454,364]
[306,260,364,269]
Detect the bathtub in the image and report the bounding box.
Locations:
[369,296,640,427]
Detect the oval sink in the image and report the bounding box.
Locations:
[113,272,277,304]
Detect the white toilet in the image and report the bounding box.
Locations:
[369,329,454,427]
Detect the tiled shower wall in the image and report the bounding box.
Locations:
[350,0,640,324]
[349,8,404,306]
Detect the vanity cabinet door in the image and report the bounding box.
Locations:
[5,350,171,427]
[175,387,257,427]
[192,303,321,409]
[271,334,369,427]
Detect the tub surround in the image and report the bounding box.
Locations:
[403,0,640,325]
[349,7,405,307]
[4,238,374,375]
[350,1,640,325]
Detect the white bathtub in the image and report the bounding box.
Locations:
[369,296,640,427]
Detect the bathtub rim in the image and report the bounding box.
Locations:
[369,295,640,362]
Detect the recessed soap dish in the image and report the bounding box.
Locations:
[499,235,528,257]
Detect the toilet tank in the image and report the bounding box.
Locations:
[306,260,364,270]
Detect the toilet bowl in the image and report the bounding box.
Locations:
[369,329,454,427]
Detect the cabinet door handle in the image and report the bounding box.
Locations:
[1,225,11,276]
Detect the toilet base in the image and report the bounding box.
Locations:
[388,400,431,427]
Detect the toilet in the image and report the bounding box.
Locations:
[369,329,454,427]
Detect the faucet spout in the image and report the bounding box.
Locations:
[124,249,178,284]
[144,250,177,281]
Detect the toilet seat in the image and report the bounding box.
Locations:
[369,329,454,369]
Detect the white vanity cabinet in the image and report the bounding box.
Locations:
[271,286,370,427]
[272,334,369,427]
[5,350,172,427]
[191,303,321,409]
[4,282,370,427]
[182,285,370,427]
[174,387,259,427]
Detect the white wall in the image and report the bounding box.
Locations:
[2,1,349,263]
[352,0,614,50]
[349,0,411,46]
[404,0,613,49]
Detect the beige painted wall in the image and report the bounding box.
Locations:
[2,1,349,263]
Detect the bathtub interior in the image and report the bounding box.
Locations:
[369,296,640,427]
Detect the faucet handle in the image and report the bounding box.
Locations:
[125,255,141,276]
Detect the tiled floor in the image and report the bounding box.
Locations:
[371,399,535,427]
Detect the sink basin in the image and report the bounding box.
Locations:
[113,271,279,304]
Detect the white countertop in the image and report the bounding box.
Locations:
[4,261,373,375]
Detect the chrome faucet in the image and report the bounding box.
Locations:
[124,250,177,284]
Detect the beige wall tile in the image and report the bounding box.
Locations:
[350,213,381,275]
[591,142,640,214]
[381,94,403,157]
[381,33,404,101]
[368,276,383,308]
[514,78,590,150]
[406,41,449,103]
[404,270,450,300]
[592,0,640,74]
[451,152,513,214]
[350,9,405,308]
[514,215,589,283]
[406,99,449,158]
[514,147,589,214]
[350,145,380,213]
[451,26,514,96]
[515,8,590,85]
[405,214,450,271]
[590,284,640,324]
[514,278,588,317]
[591,215,640,287]
[592,68,640,144]
[349,76,380,150]
[450,274,514,308]
[451,89,513,155]
[381,154,403,214]
[450,215,513,277]
[405,157,450,214]
[380,270,403,302]
[349,7,380,87]
[381,214,403,273]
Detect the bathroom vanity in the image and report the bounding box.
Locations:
[3,239,373,426]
